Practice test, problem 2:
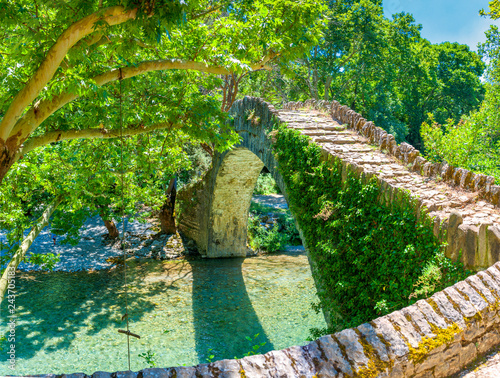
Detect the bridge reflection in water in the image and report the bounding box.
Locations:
[190,257,274,362]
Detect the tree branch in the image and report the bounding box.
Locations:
[9,59,273,143]
[0,195,62,305]
[0,5,138,141]
[14,121,182,163]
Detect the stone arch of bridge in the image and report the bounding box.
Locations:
[177,97,310,259]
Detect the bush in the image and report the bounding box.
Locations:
[253,172,281,195]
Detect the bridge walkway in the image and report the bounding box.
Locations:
[278,107,500,234]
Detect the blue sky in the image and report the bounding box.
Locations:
[383,0,500,51]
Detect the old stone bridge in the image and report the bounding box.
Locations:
[51,98,500,377]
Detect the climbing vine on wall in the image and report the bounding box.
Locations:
[273,125,471,335]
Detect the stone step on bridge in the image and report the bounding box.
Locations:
[37,98,500,377]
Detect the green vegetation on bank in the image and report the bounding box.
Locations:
[273,124,471,335]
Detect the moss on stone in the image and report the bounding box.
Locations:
[354,329,393,378]
[408,323,461,364]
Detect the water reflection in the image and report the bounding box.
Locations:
[190,258,274,362]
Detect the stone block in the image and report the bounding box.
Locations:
[401,304,434,337]
[334,328,369,371]
[444,286,477,318]
[486,264,500,287]
[477,270,500,298]
[461,224,479,268]
[454,281,488,312]
[430,291,466,328]
[490,185,500,206]
[141,368,173,378]
[460,169,473,190]
[114,371,138,378]
[372,317,409,358]
[414,349,443,373]
[301,339,340,376]
[453,168,464,186]
[316,335,353,375]
[477,330,500,354]
[357,323,390,362]
[441,342,462,360]
[466,274,497,304]
[477,223,490,269]
[446,212,463,260]
[415,300,448,329]
[172,366,198,378]
[388,311,422,347]
[472,174,487,191]
[447,354,462,376]
[60,375,87,378]
[488,225,500,266]
[209,359,243,377]
[433,360,452,378]
[459,343,477,366]
[239,354,274,377]
[91,372,112,378]
[283,345,315,376]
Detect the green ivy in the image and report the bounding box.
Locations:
[273,125,471,334]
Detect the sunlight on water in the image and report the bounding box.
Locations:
[0,251,326,375]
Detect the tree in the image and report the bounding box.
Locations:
[0,0,327,183]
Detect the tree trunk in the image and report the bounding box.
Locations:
[0,196,62,305]
[324,76,333,101]
[159,177,177,234]
[100,214,119,238]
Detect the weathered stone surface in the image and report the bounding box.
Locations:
[465,274,496,304]
[416,299,448,329]
[388,311,422,347]
[91,372,112,378]
[114,371,138,378]
[401,304,434,337]
[488,226,500,266]
[372,317,409,358]
[282,345,315,376]
[357,323,390,362]
[141,368,173,378]
[301,339,340,376]
[477,270,500,297]
[446,212,463,260]
[430,291,466,327]
[444,286,478,318]
[477,331,500,355]
[316,335,353,376]
[461,343,478,366]
[335,328,369,371]
[454,281,488,312]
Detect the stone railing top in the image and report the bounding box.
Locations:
[280,100,500,231]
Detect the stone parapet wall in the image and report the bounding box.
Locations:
[282,99,500,271]
[283,99,500,208]
[35,263,500,377]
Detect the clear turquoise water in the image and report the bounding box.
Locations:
[0,251,326,375]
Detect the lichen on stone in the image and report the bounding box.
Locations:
[408,323,461,364]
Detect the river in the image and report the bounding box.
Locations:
[0,250,326,375]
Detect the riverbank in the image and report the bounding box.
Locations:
[1,195,296,273]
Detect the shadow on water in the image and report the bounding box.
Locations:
[189,257,275,362]
[0,260,179,363]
